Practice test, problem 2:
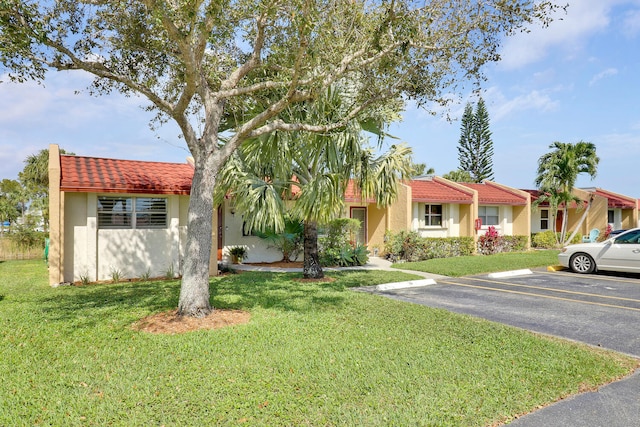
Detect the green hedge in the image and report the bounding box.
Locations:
[384,230,530,261]
[383,230,474,262]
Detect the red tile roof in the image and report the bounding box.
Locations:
[593,189,636,209]
[525,188,636,209]
[409,179,474,204]
[344,180,376,203]
[461,182,527,205]
[60,155,194,195]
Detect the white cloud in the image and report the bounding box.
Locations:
[498,1,617,69]
[589,67,619,86]
[482,87,560,121]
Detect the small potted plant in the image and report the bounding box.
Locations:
[229,246,247,264]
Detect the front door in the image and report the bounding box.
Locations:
[217,207,223,260]
[350,207,367,246]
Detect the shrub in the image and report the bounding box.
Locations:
[532,230,558,249]
[318,218,368,267]
[477,226,501,255]
[383,230,474,262]
[501,235,529,252]
[7,225,46,251]
[254,218,303,262]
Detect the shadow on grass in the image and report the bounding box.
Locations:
[37,271,351,328]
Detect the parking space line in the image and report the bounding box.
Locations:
[439,280,640,312]
[542,270,640,285]
[461,276,640,304]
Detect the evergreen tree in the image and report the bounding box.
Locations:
[457,97,494,183]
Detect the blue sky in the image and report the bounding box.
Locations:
[1,0,639,198]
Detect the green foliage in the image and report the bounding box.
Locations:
[478,228,529,255]
[384,230,475,262]
[319,218,369,267]
[457,97,494,183]
[0,260,635,426]
[110,268,124,283]
[501,235,529,252]
[534,141,599,244]
[139,268,152,282]
[228,246,248,262]
[442,169,474,182]
[532,231,559,249]
[254,218,303,262]
[6,225,46,251]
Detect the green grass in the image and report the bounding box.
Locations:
[394,250,561,277]
[0,259,636,426]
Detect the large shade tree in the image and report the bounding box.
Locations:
[0,0,562,317]
[216,87,413,279]
[534,141,599,245]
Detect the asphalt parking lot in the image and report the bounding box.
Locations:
[364,268,640,426]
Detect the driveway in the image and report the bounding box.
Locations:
[362,267,640,426]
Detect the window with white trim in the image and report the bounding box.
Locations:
[424,204,443,226]
[478,206,499,226]
[540,209,549,230]
[98,196,167,229]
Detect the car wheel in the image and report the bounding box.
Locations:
[569,253,595,274]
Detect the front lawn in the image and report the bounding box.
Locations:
[394,250,561,277]
[0,259,635,426]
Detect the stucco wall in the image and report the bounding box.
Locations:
[411,203,461,238]
[64,193,188,282]
[220,203,289,264]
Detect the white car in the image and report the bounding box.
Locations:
[558,228,640,274]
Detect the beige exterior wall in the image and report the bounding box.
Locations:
[366,205,387,251]
[567,189,607,237]
[386,183,411,235]
[219,199,291,264]
[62,193,189,282]
[48,145,63,285]
[621,208,637,230]
[412,202,462,237]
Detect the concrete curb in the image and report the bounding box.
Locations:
[487,269,533,278]
[375,279,437,291]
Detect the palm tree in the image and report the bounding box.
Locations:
[534,141,599,245]
[216,88,413,279]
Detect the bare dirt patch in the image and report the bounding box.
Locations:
[134,309,251,334]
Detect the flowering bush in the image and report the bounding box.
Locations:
[478,226,501,255]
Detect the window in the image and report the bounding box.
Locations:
[478,206,499,226]
[608,210,615,225]
[98,196,167,229]
[540,209,549,230]
[424,204,442,226]
[615,229,640,244]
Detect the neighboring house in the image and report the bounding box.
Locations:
[50,144,639,285]
[526,187,639,237]
[47,144,208,285]
[409,176,531,243]
[581,187,639,232]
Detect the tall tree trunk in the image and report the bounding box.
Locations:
[303,220,324,279]
[177,154,219,317]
